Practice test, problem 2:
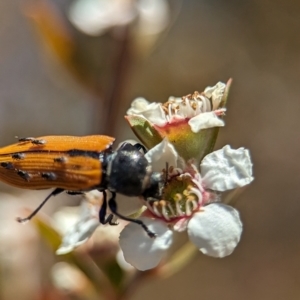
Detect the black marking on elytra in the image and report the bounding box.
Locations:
[1,162,14,169]
[17,137,35,142]
[17,137,46,145]
[31,139,46,145]
[53,156,67,163]
[17,170,31,181]
[12,153,25,160]
[41,172,57,181]
[67,149,99,159]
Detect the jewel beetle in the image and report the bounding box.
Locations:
[0,135,163,237]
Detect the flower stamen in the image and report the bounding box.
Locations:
[175,200,184,217]
[167,202,176,217]
[160,200,170,221]
[144,169,204,222]
[152,202,162,217]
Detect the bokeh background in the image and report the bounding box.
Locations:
[1,0,300,299]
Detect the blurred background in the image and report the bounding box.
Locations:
[1,0,300,299]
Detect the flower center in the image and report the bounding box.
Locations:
[145,174,203,221]
[162,91,212,120]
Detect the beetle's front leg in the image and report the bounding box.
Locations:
[99,190,118,225]
[108,192,156,238]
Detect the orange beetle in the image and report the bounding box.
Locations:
[0,135,163,237]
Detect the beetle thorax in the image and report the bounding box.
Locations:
[106,145,152,196]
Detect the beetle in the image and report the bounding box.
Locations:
[0,135,164,237]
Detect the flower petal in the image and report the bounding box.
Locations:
[119,217,173,270]
[56,194,101,254]
[56,218,99,255]
[188,111,225,133]
[116,250,135,271]
[127,98,167,126]
[187,203,242,257]
[173,218,189,232]
[127,97,151,114]
[200,145,254,191]
[145,138,179,172]
[203,82,226,110]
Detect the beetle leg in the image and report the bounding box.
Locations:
[16,188,64,223]
[108,192,157,238]
[99,190,118,225]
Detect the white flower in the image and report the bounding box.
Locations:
[119,140,253,271]
[127,82,227,133]
[68,0,169,37]
[56,191,102,255]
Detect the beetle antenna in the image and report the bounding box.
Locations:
[107,192,157,238]
[16,188,64,223]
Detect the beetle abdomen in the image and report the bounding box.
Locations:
[0,151,102,190]
[0,135,115,191]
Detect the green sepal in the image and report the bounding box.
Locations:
[125,115,163,149]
